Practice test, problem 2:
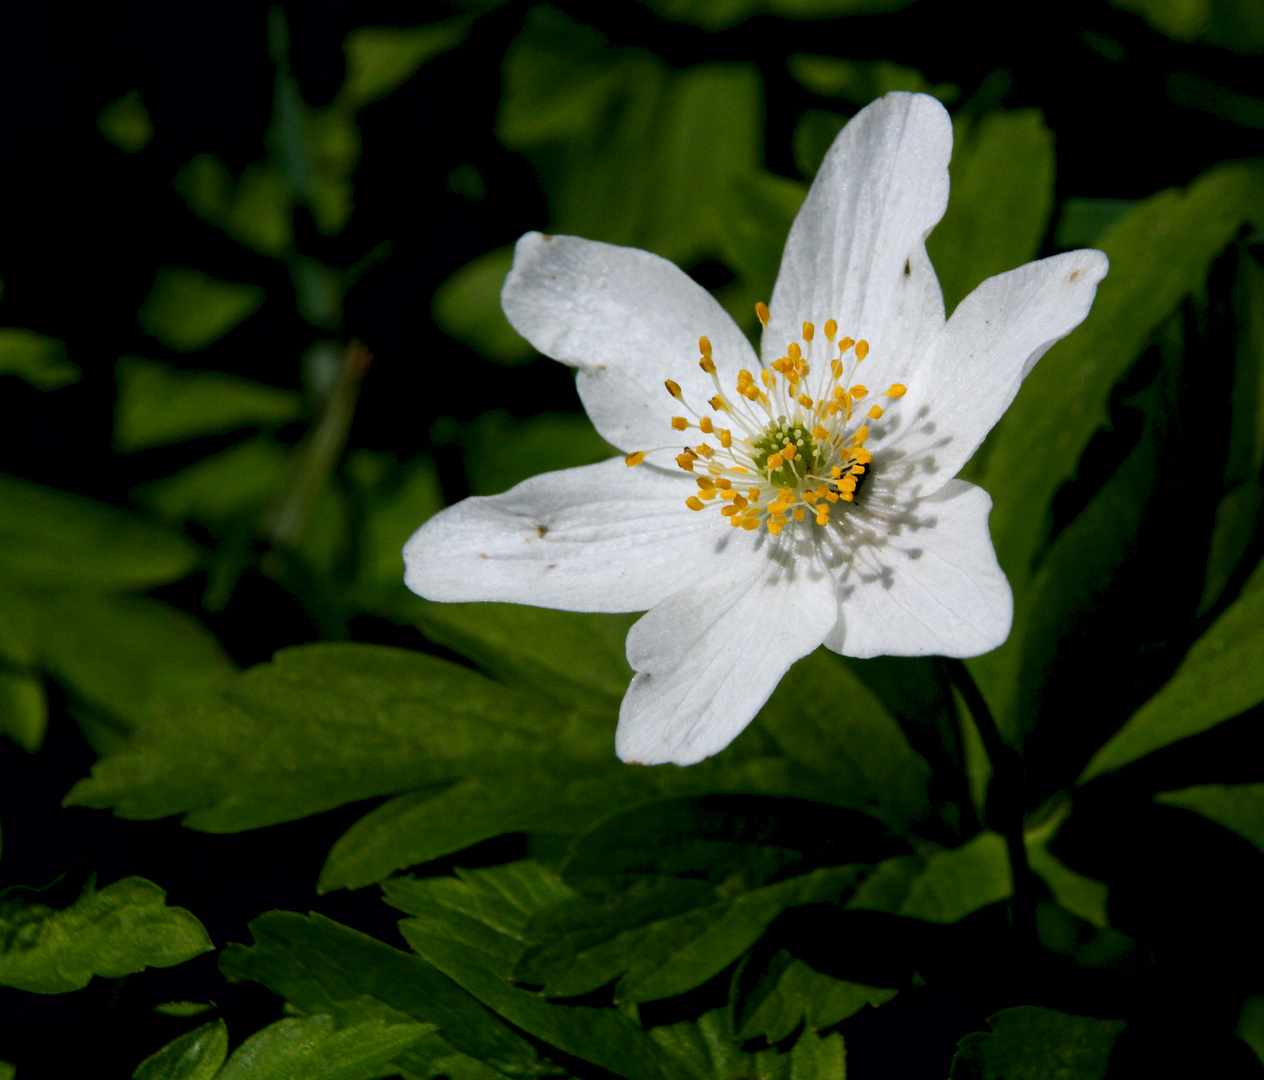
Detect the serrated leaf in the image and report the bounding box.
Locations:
[0,328,79,390]
[216,1014,431,1080]
[926,109,1055,315]
[651,1006,844,1080]
[0,876,212,994]
[115,356,301,453]
[139,268,264,352]
[899,831,1012,924]
[65,644,605,832]
[1155,783,1264,854]
[951,1005,1125,1079]
[219,911,548,1077]
[0,473,199,590]
[1081,560,1264,780]
[133,1019,229,1080]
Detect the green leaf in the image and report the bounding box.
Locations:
[926,109,1055,316]
[951,1005,1126,1079]
[391,868,668,1080]
[139,268,264,353]
[788,54,959,106]
[98,88,154,153]
[432,247,536,365]
[216,1014,432,1080]
[65,644,606,832]
[1155,784,1264,855]
[0,473,199,589]
[133,1019,229,1080]
[1239,995,1264,1067]
[342,22,469,107]
[651,1007,845,1080]
[899,831,1012,924]
[411,601,635,711]
[1024,814,1109,928]
[733,949,895,1043]
[135,437,289,525]
[0,668,47,752]
[0,1060,13,1080]
[0,876,212,994]
[1053,198,1137,249]
[971,162,1264,721]
[791,109,846,179]
[115,356,302,453]
[459,411,618,498]
[220,911,547,1077]
[174,155,293,258]
[0,328,79,390]
[1081,559,1264,780]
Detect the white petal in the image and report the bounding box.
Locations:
[877,249,1109,489]
[616,544,836,765]
[823,480,1011,659]
[501,233,759,453]
[765,92,950,375]
[403,458,755,613]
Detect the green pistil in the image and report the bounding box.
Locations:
[752,419,819,489]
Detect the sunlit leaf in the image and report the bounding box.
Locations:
[139,268,264,353]
[115,356,301,453]
[951,1005,1126,1079]
[1024,814,1109,928]
[98,88,153,153]
[343,22,469,107]
[1155,783,1264,854]
[0,473,199,589]
[432,247,535,365]
[215,1014,431,1080]
[133,1019,229,1080]
[788,54,959,105]
[927,109,1055,315]
[0,328,79,390]
[1081,559,1264,780]
[220,911,549,1077]
[651,1006,845,1080]
[0,876,212,994]
[0,669,47,752]
[65,644,606,832]
[899,831,1011,924]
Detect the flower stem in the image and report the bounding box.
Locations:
[941,658,1034,948]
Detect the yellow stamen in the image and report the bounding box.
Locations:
[700,356,716,375]
[755,301,769,327]
[768,500,789,515]
[887,383,906,398]
[868,405,884,419]
[824,319,837,340]
[781,444,796,461]
[716,478,732,490]
[816,511,829,526]
[798,393,814,408]
[719,429,732,448]
[697,476,714,489]
[802,322,814,341]
[812,426,829,439]
[852,426,870,444]
[676,453,695,472]
[671,416,688,430]
[794,508,805,521]
[665,379,682,399]
[709,395,726,411]
[748,488,760,500]
[699,416,714,433]
[788,343,801,361]
[855,339,869,360]
[838,336,855,353]
[625,451,645,467]
[686,496,704,511]
[767,453,784,469]
[741,517,760,530]
[699,336,712,358]
[851,385,867,399]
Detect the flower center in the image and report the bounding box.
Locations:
[625,307,907,537]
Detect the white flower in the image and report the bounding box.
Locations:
[404,92,1107,767]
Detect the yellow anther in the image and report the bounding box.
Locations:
[716,478,732,489]
[625,451,646,467]
[831,466,843,478]
[826,490,839,503]
[697,476,714,489]
[839,476,857,492]
[833,387,849,402]
[788,343,801,361]
[742,384,760,401]
[777,488,794,502]
[767,453,784,469]
[868,405,885,419]
[851,385,867,399]
[838,336,855,353]
[887,383,907,398]
[695,444,714,457]
[782,444,796,461]
[812,425,829,439]
[699,416,714,433]
[768,520,785,536]
[699,487,719,500]
[853,447,872,464]
[816,511,829,526]
[755,301,769,326]
[665,379,682,399]
[741,517,760,530]
[802,490,819,505]
[731,465,750,472]
[676,453,696,472]
[720,429,732,448]
[671,416,688,430]
[721,489,737,500]
[851,464,865,475]
[798,393,814,408]
[761,369,771,387]
[686,496,704,511]
[733,495,748,509]
[699,336,712,358]
[709,394,726,411]
[700,356,716,375]
[794,508,805,521]
[721,504,739,517]
[852,426,870,444]
[748,488,760,500]
[831,358,843,378]
[855,339,869,360]
[768,500,789,515]
[824,319,837,340]
[803,322,815,341]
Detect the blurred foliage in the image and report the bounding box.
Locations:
[1,0,1263,1077]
